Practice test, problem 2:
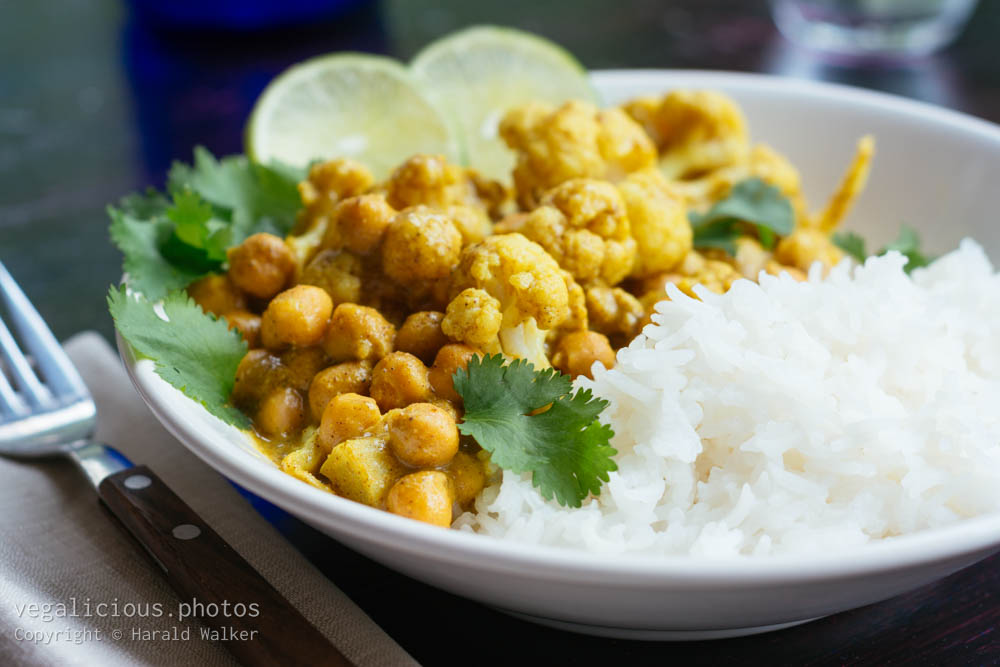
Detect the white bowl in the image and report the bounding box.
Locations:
[118,70,1000,640]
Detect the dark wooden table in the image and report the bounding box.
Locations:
[3,1,999,664]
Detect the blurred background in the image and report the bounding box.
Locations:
[1,0,998,340]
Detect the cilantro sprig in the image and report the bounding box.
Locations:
[453,354,617,508]
[109,147,303,300]
[689,177,794,255]
[108,147,303,427]
[108,286,249,427]
[832,225,935,273]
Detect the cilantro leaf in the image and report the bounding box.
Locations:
[161,189,233,272]
[881,225,934,271]
[690,177,794,254]
[109,206,204,301]
[168,146,303,241]
[453,354,617,508]
[118,188,170,218]
[110,147,305,300]
[108,285,249,427]
[832,225,935,273]
[832,230,868,262]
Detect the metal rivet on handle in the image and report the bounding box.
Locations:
[172,524,201,540]
[123,474,151,490]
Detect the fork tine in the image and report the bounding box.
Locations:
[0,262,89,401]
[0,315,53,406]
[0,359,29,417]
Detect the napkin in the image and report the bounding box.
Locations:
[0,332,418,667]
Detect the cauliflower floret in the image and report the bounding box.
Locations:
[513,179,637,286]
[381,206,463,283]
[297,158,375,233]
[622,90,749,179]
[561,269,588,332]
[499,100,656,208]
[447,233,570,368]
[446,205,493,245]
[616,169,692,277]
[672,143,809,223]
[585,286,644,344]
[298,249,363,305]
[636,250,743,302]
[383,154,507,220]
[441,288,503,353]
[385,154,470,210]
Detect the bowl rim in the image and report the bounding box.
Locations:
[119,69,1000,587]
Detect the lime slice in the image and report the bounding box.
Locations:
[246,53,460,179]
[411,26,600,182]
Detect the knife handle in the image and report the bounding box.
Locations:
[98,465,352,667]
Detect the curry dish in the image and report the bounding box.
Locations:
[185,91,873,527]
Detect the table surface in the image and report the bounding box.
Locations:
[3,0,1000,664]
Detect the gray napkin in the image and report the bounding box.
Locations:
[0,332,418,666]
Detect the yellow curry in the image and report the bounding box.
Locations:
[185,90,873,527]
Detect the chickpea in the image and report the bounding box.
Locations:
[227,233,296,299]
[429,397,460,422]
[279,346,329,393]
[447,451,487,508]
[318,393,382,453]
[395,311,448,364]
[775,228,844,273]
[428,344,480,403]
[323,303,396,363]
[187,274,246,316]
[260,285,333,350]
[370,352,432,412]
[324,194,396,255]
[381,207,463,283]
[224,310,261,348]
[386,471,454,527]
[231,349,283,411]
[308,361,372,421]
[256,387,306,439]
[551,330,616,380]
[387,402,459,468]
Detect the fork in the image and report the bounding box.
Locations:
[0,261,352,667]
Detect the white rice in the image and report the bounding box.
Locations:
[455,240,1000,557]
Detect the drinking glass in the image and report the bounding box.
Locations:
[769,0,979,58]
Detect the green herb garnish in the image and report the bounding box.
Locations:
[453,354,617,508]
[832,225,935,273]
[109,147,303,300]
[108,285,249,427]
[108,147,303,426]
[880,225,934,271]
[689,177,794,255]
[831,230,868,263]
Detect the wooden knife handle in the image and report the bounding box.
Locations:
[98,465,352,667]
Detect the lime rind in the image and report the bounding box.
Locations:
[246,53,460,179]
[411,25,600,181]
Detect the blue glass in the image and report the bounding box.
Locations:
[128,0,370,31]
[120,1,387,186]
